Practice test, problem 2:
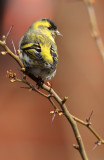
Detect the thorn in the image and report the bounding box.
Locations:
[62,96,68,104]
[11,39,17,55]
[92,141,101,151]
[50,109,58,123]
[5,25,14,41]
[92,144,98,151]
[51,111,56,123]
[50,110,63,119]
[86,110,93,125]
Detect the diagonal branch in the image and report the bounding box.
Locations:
[0,34,88,160]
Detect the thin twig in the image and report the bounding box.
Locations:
[5,25,14,41]
[11,39,17,55]
[18,78,48,98]
[82,0,104,61]
[86,110,93,123]
[72,115,104,144]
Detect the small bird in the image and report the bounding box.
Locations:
[19,18,61,84]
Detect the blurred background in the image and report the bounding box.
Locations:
[0,0,104,159]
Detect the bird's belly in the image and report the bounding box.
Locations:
[19,53,56,80]
[28,67,56,80]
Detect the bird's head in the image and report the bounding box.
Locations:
[32,18,62,38]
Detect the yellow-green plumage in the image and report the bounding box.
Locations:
[19,18,60,81]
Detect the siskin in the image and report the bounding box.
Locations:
[19,18,61,83]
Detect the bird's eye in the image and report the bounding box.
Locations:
[48,26,52,30]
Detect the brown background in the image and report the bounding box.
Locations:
[0,0,104,159]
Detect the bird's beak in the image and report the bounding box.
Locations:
[55,30,63,36]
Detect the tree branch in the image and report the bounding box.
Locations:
[82,0,104,61]
[1,3,104,157]
[0,34,88,160]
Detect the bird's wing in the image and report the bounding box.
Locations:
[50,45,58,59]
[20,41,46,64]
